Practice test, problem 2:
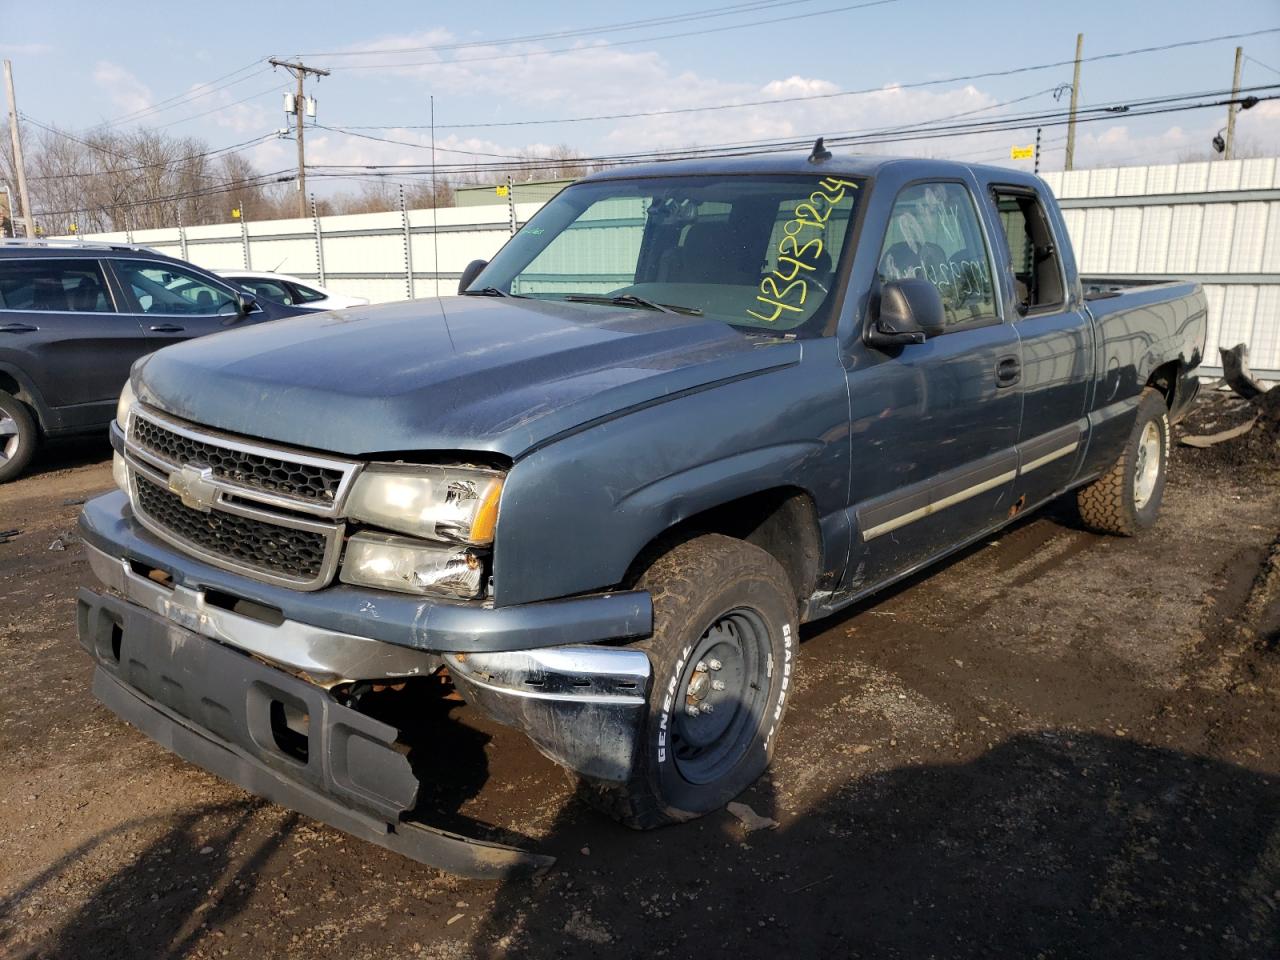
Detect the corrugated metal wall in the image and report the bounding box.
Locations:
[67,157,1279,375]
[1041,157,1280,376]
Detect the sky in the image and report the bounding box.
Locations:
[3,0,1279,197]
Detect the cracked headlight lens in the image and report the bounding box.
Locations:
[340,532,484,598]
[346,464,504,545]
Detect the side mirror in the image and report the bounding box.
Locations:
[458,259,488,295]
[222,291,257,325]
[866,278,946,347]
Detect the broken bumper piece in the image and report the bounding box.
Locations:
[446,646,652,783]
[77,587,554,879]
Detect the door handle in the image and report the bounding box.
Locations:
[0,323,38,333]
[995,355,1021,388]
[149,324,185,332]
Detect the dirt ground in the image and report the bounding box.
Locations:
[1,392,1278,960]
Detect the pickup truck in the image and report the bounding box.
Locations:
[76,151,1207,877]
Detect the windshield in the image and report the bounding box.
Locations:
[470,174,864,336]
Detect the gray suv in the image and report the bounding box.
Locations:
[0,239,311,482]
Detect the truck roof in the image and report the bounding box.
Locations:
[580,149,1045,191]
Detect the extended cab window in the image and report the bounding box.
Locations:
[0,259,114,312]
[992,188,1065,312]
[114,260,239,316]
[877,182,997,329]
[473,174,864,336]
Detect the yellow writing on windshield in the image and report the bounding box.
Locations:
[748,178,857,323]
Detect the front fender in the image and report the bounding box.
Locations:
[491,340,852,607]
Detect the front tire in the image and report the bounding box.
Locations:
[0,392,37,484]
[1076,387,1169,536]
[583,534,798,829]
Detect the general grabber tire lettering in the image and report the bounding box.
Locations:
[1076,386,1170,536]
[582,534,798,830]
[0,391,38,484]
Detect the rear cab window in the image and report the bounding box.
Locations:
[0,258,115,312]
[990,187,1066,313]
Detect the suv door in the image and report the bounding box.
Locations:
[990,185,1091,507]
[0,256,148,427]
[844,179,1022,590]
[106,258,253,349]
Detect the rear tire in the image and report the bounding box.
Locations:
[0,392,37,484]
[582,534,798,829]
[1076,387,1169,536]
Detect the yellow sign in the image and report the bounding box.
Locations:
[69,223,78,233]
[231,208,242,219]
[1010,145,1035,160]
[495,184,509,198]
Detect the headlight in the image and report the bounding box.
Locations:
[116,379,137,429]
[340,532,485,598]
[112,451,129,494]
[346,464,504,545]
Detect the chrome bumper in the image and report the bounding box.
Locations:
[84,541,441,686]
[446,647,651,782]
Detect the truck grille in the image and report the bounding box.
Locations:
[130,414,348,508]
[123,406,355,590]
[134,476,333,585]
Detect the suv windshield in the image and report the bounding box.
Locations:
[470,174,864,336]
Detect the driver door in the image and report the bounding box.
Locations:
[843,179,1023,591]
[106,258,245,349]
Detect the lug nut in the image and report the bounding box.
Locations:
[685,704,701,717]
[695,660,708,673]
[701,702,715,713]
[712,679,726,691]
[708,658,723,671]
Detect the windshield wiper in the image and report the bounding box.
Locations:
[563,293,702,316]
[462,286,523,298]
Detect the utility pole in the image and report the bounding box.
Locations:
[1064,33,1083,172]
[1033,127,1042,175]
[4,61,35,238]
[1225,46,1243,160]
[270,58,329,218]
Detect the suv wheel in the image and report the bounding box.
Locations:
[0,392,37,483]
[582,534,797,829]
[1076,387,1169,535]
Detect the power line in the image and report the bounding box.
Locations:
[299,0,832,57]
[150,82,290,130]
[342,26,1280,130]
[103,62,273,127]
[326,0,902,72]
[1245,54,1280,77]
[23,129,278,180]
[30,169,295,219]
[305,88,1278,178]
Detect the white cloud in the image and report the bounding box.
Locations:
[93,61,152,116]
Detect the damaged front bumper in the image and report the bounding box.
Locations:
[76,493,655,875]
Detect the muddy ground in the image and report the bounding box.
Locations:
[1,391,1278,959]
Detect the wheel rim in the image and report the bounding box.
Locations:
[0,415,19,464]
[670,608,772,786]
[1133,420,1162,509]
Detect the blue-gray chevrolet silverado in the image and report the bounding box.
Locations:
[77,151,1207,877]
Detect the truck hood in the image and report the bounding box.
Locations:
[135,296,801,458]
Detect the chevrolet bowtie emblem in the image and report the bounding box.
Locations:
[168,464,218,513]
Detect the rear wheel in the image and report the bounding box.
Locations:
[583,534,797,829]
[0,392,37,484]
[1076,387,1169,536]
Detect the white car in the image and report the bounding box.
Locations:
[217,271,369,310]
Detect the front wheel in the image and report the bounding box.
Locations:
[582,534,798,829]
[1076,387,1169,536]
